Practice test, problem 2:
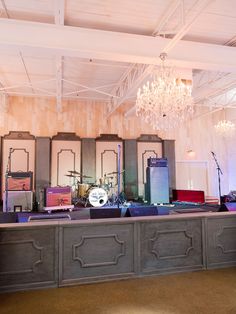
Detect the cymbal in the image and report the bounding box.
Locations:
[68,170,80,175]
[107,170,125,175]
[65,174,77,178]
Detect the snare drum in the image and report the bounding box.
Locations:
[78,183,90,198]
[88,187,108,207]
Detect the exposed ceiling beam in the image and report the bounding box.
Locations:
[19,51,35,94]
[0,0,10,18]
[54,1,64,111]
[106,64,154,117]
[63,79,119,98]
[162,0,214,54]
[55,0,64,25]
[0,19,236,72]
[193,72,236,102]
[56,55,63,111]
[0,78,56,92]
[152,0,182,36]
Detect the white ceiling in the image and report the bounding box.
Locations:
[0,0,236,116]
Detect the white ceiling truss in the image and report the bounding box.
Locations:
[108,0,212,116]
[0,0,235,119]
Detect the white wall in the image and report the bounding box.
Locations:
[171,107,236,198]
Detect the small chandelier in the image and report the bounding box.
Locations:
[214,114,235,137]
[136,52,194,130]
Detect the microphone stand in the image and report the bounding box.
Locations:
[5,148,12,212]
[211,152,223,204]
[117,144,121,209]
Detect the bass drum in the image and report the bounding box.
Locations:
[88,187,108,207]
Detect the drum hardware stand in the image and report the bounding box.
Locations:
[211,151,223,204]
[115,145,126,208]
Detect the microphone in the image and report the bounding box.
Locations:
[211,151,215,155]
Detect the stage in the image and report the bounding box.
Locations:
[0,201,220,223]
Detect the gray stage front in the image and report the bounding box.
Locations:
[1,212,236,293]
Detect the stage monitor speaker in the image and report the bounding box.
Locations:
[219,202,236,212]
[7,171,33,191]
[90,207,121,219]
[0,212,18,223]
[3,191,33,212]
[146,166,169,204]
[125,206,158,217]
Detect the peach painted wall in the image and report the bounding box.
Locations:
[0,96,158,138]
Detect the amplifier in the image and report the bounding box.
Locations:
[45,186,72,207]
[3,191,33,212]
[147,158,168,167]
[7,172,33,191]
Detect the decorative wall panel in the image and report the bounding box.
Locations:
[96,135,123,192]
[137,139,162,199]
[124,140,138,199]
[51,133,81,187]
[163,140,176,192]
[81,139,96,184]
[2,132,35,195]
[35,137,51,208]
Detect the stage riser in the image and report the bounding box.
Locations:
[206,216,236,269]
[140,219,203,274]
[60,223,136,285]
[1,214,236,292]
[0,225,58,292]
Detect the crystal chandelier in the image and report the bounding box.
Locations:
[214,119,235,137]
[136,53,194,130]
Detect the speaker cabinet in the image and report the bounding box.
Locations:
[0,212,18,223]
[146,166,169,204]
[3,191,33,212]
[125,206,158,217]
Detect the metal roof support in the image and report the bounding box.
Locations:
[109,0,213,118]
[54,0,64,112]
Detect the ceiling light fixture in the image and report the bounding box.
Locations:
[136,52,194,130]
[214,109,235,137]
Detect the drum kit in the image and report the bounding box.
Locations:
[65,170,125,207]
